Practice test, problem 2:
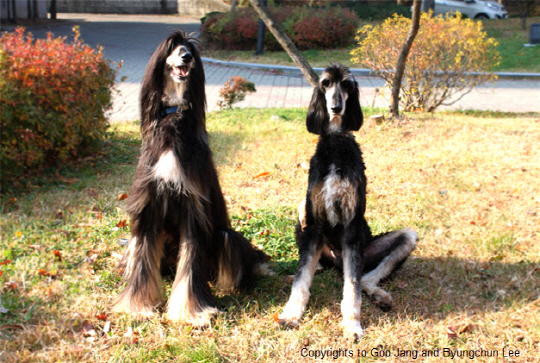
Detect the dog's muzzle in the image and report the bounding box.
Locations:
[170,53,193,81]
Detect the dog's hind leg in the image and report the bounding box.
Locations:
[114,206,165,318]
[166,228,218,328]
[215,229,270,293]
[361,229,418,311]
[279,226,323,327]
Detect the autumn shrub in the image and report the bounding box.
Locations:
[0,27,118,177]
[201,6,359,50]
[351,12,500,112]
[217,76,256,109]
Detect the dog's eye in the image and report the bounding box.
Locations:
[321,79,330,88]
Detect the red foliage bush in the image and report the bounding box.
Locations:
[293,7,358,49]
[0,27,119,175]
[217,76,256,109]
[201,6,359,51]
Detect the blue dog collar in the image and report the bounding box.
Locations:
[160,106,179,118]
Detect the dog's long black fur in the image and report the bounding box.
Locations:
[279,64,418,339]
[114,30,267,327]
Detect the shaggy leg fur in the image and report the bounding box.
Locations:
[165,233,218,327]
[279,227,323,326]
[340,241,365,340]
[114,206,165,318]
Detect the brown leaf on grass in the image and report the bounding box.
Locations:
[52,250,62,262]
[458,323,477,334]
[253,172,270,179]
[81,320,96,338]
[116,220,128,228]
[38,269,57,278]
[118,193,128,201]
[446,326,458,339]
[38,269,48,276]
[95,312,108,321]
[272,311,280,323]
[4,282,18,291]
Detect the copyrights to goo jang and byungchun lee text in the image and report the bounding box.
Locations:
[300,347,522,360]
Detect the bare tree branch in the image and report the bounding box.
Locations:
[248,0,319,86]
[390,0,421,117]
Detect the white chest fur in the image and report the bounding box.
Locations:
[153,150,182,192]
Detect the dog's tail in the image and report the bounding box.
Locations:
[214,229,270,293]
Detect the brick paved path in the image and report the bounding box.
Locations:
[6,13,539,123]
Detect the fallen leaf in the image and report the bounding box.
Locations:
[272,311,280,323]
[0,260,12,266]
[38,269,48,276]
[458,323,476,334]
[4,282,18,291]
[53,250,62,262]
[116,220,128,228]
[38,269,57,278]
[118,193,128,201]
[96,212,103,220]
[95,313,108,321]
[81,321,96,337]
[253,172,270,179]
[84,254,99,264]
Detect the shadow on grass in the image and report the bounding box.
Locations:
[220,255,537,328]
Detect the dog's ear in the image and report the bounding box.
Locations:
[342,81,363,131]
[186,37,207,119]
[306,87,328,135]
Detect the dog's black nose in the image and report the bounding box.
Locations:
[331,105,343,114]
[181,52,193,63]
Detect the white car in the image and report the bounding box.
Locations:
[434,0,508,19]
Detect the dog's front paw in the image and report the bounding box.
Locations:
[276,305,304,327]
[112,297,158,320]
[341,318,364,342]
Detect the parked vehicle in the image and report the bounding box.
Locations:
[434,0,508,19]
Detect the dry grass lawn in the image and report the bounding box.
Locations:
[1,108,538,362]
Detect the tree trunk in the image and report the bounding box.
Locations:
[248,0,319,86]
[390,0,422,117]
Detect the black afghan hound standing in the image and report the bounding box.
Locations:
[113,30,268,327]
[278,64,418,339]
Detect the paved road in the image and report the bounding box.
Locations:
[5,13,540,122]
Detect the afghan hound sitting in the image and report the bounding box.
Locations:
[113,30,268,327]
[278,64,418,339]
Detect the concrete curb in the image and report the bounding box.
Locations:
[201,57,540,79]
